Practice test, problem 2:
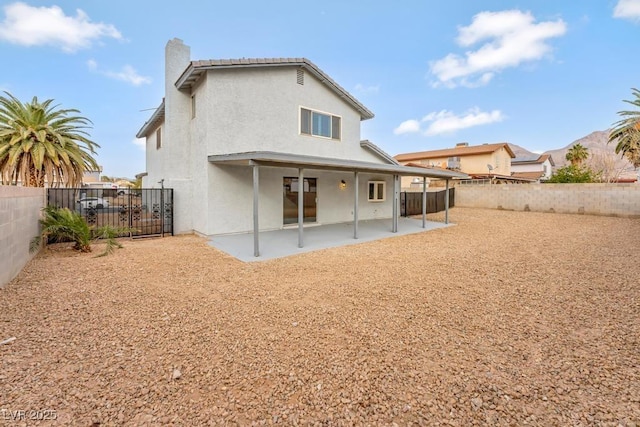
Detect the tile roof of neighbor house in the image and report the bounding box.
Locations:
[175,57,374,120]
[404,162,452,173]
[394,143,515,162]
[511,171,546,180]
[512,154,555,166]
[470,173,536,182]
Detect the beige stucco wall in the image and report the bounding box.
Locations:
[463,149,512,175]
[456,183,640,217]
[404,149,512,175]
[399,147,513,189]
[0,186,45,288]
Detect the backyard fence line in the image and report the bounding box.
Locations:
[0,186,46,288]
[400,189,455,217]
[456,183,640,217]
[47,188,174,238]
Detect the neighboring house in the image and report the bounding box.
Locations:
[395,142,516,187]
[0,167,103,187]
[81,168,102,184]
[511,154,555,182]
[136,39,466,254]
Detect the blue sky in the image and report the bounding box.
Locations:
[1,0,639,178]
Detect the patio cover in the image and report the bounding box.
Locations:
[208,151,469,257]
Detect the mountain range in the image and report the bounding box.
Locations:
[509,130,637,178]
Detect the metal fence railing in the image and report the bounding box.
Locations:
[46,188,173,237]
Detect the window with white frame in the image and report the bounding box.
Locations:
[300,107,341,140]
[368,181,385,202]
[156,128,162,150]
[191,94,196,119]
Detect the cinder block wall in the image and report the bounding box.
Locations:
[456,183,640,217]
[0,187,45,288]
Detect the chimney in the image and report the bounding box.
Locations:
[165,38,191,90]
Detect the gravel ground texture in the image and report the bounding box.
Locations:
[1,207,639,426]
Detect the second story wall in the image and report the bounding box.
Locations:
[397,145,513,176]
[199,66,380,163]
[511,158,553,180]
[462,150,511,175]
[144,123,164,185]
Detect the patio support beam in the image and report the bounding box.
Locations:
[298,168,304,248]
[392,174,399,233]
[422,177,427,228]
[354,171,359,239]
[252,163,260,257]
[445,179,450,224]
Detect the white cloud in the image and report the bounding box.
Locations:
[0,2,122,53]
[422,108,505,135]
[354,83,380,94]
[614,0,640,21]
[395,108,504,136]
[87,60,151,86]
[429,10,567,88]
[105,65,151,86]
[132,138,145,151]
[394,119,421,135]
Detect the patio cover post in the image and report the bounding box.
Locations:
[392,174,399,233]
[422,177,427,228]
[354,171,359,239]
[298,168,304,248]
[445,179,450,224]
[252,164,260,257]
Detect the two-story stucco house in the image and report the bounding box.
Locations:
[511,154,555,182]
[395,142,517,186]
[136,39,465,255]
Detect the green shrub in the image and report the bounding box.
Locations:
[547,165,600,183]
[31,206,130,256]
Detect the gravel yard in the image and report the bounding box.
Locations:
[1,207,639,426]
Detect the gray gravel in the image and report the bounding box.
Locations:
[1,207,639,426]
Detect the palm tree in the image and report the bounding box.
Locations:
[31,206,129,256]
[0,92,100,187]
[565,143,589,167]
[608,88,640,168]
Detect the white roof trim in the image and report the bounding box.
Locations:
[208,151,469,179]
[136,101,165,138]
[360,140,399,165]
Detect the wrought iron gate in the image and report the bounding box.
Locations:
[47,188,173,237]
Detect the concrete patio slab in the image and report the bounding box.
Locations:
[208,217,452,262]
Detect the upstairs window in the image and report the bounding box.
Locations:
[156,128,162,150]
[368,181,385,202]
[191,94,196,119]
[447,156,461,170]
[300,108,341,140]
